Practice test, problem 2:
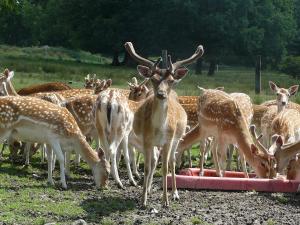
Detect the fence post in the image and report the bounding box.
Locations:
[255,55,261,94]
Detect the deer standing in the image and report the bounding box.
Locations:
[260,81,299,147]
[125,42,204,206]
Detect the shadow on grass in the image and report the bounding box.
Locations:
[80,196,136,222]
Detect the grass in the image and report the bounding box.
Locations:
[0,150,136,224]
[1,45,300,104]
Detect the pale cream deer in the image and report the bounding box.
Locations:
[261,81,299,147]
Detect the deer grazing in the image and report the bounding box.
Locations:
[125,41,204,207]
[0,96,110,188]
[94,89,136,188]
[177,88,273,178]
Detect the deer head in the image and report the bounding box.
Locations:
[124,42,204,100]
[128,77,150,101]
[250,125,277,178]
[94,79,112,94]
[269,81,299,112]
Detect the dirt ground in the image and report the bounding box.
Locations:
[92,170,300,225]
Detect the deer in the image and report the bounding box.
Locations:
[93,89,137,188]
[17,82,72,95]
[260,81,299,148]
[176,88,273,179]
[286,155,300,181]
[0,96,110,188]
[124,42,204,207]
[63,78,149,179]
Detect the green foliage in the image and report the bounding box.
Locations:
[280,56,300,78]
[0,0,298,70]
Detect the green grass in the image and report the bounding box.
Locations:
[1,45,300,105]
[0,150,136,224]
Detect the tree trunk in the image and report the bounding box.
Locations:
[195,58,203,75]
[111,51,120,66]
[207,59,216,76]
[121,51,135,66]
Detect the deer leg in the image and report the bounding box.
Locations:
[24,142,30,166]
[41,144,46,163]
[199,140,209,176]
[65,151,71,177]
[218,140,227,176]
[238,149,249,178]
[147,147,160,195]
[161,142,172,207]
[110,143,124,189]
[50,140,67,189]
[129,145,140,179]
[211,139,224,177]
[121,135,136,186]
[142,143,152,207]
[171,139,181,201]
[226,144,234,171]
[46,144,54,186]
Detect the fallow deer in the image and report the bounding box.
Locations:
[177,88,273,178]
[94,89,136,188]
[260,81,299,147]
[0,96,110,188]
[17,82,72,95]
[125,42,204,207]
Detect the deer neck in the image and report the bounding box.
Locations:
[152,96,168,128]
[6,80,18,96]
[277,103,286,113]
[177,124,201,156]
[278,141,300,165]
[74,135,100,167]
[235,120,259,169]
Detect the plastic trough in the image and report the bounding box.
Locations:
[167,169,300,193]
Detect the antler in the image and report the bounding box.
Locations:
[171,45,204,71]
[124,42,154,68]
[139,78,149,87]
[249,125,269,155]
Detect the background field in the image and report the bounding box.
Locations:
[1,45,300,104]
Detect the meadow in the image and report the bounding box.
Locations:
[1,45,300,103]
[0,45,299,224]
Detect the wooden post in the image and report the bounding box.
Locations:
[161,50,168,69]
[255,55,261,94]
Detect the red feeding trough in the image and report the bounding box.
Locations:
[167,169,300,193]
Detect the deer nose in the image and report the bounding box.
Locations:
[157,90,167,99]
[282,101,287,106]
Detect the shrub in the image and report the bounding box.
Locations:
[280,56,300,78]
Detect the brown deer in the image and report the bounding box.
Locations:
[0,96,110,188]
[176,88,273,178]
[125,42,204,207]
[17,82,72,95]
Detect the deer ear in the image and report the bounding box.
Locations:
[105,79,112,88]
[251,144,259,156]
[276,135,284,147]
[271,134,280,144]
[137,65,152,78]
[288,85,299,96]
[97,147,105,160]
[216,87,224,91]
[269,81,278,92]
[173,68,189,80]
